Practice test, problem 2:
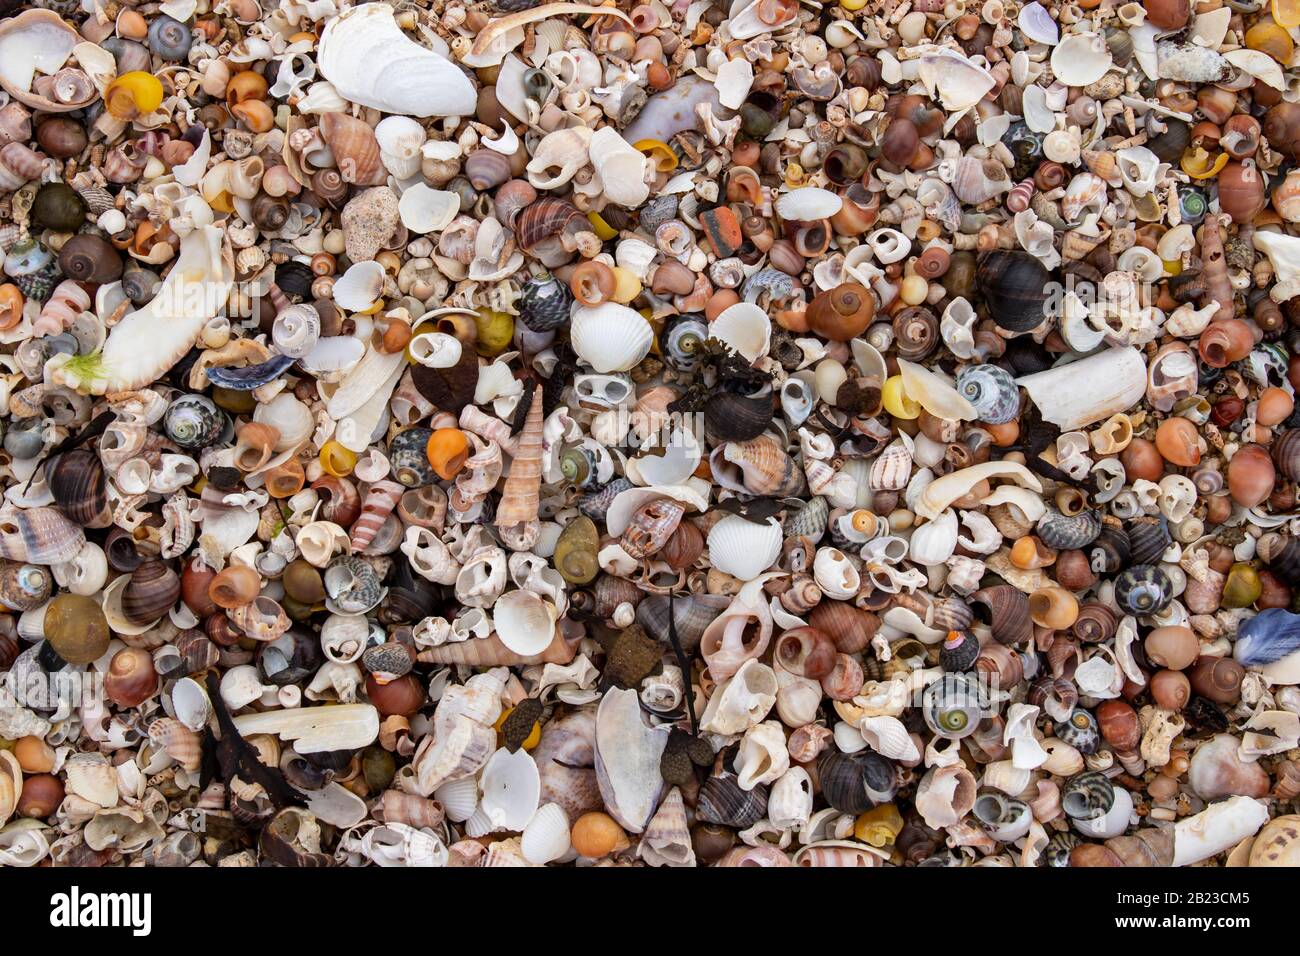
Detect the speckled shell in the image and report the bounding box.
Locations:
[554,515,600,585]
[783,496,828,539]
[1113,564,1173,616]
[956,364,1020,424]
[324,555,386,614]
[0,562,52,611]
[1061,770,1115,820]
[519,272,573,332]
[390,427,437,488]
[1036,508,1102,550]
[578,478,633,522]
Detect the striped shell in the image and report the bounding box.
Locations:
[619,498,685,559]
[868,438,913,491]
[783,496,828,539]
[1061,770,1115,820]
[350,479,405,552]
[1126,515,1171,565]
[1005,178,1035,213]
[956,364,1020,425]
[1036,508,1102,550]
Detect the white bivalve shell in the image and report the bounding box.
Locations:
[491,589,558,657]
[707,514,783,581]
[317,3,476,117]
[569,303,654,373]
[478,747,541,832]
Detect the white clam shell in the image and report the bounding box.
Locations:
[709,302,771,363]
[332,260,386,312]
[399,184,460,234]
[479,747,541,832]
[707,514,783,581]
[521,801,571,864]
[492,589,558,656]
[317,3,476,116]
[435,777,479,822]
[917,48,996,111]
[1050,32,1112,87]
[1016,347,1148,431]
[569,302,654,373]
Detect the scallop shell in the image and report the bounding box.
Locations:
[707,515,783,581]
[569,303,654,373]
[521,801,571,864]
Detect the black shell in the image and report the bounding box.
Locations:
[258,629,324,686]
[275,260,316,300]
[46,449,106,525]
[939,630,980,672]
[1036,508,1102,550]
[1113,564,1173,617]
[1126,515,1172,565]
[816,749,897,813]
[205,354,297,391]
[977,250,1053,333]
[704,390,773,443]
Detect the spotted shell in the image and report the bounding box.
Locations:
[955,364,1020,424]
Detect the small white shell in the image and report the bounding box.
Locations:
[478,747,541,832]
[908,509,959,566]
[709,303,771,363]
[775,187,842,222]
[813,546,860,599]
[332,260,386,312]
[399,184,460,234]
[492,589,558,656]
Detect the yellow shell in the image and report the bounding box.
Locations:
[610,267,642,304]
[1273,0,1300,29]
[105,71,164,120]
[586,211,618,241]
[474,309,514,356]
[320,440,357,477]
[1180,147,1228,180]
[632,138,678,172]
[1246,20,1294,63]
[882,375,921,419]
[854,804,904,846]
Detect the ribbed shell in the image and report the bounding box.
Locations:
[519,273,572,332]
[816,749,897,813]
[696,771,768,827]
[495,389,544,528]
[349,480,405,552]
[783,496,828,539]
[578,478,632,521]
[1036,508,1102,550]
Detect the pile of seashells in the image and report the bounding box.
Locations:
[8,0,1300,870]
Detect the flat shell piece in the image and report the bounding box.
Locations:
[233,704,380,753]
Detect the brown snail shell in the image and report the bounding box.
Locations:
[968,585,1032,645]
[806,283,876,341]
[46,449,109,527]
[121,560,181,626]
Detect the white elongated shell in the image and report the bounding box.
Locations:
[898,358,977,421]
[521,802,571,864]
[569,303,654,373]
[479,747,541,832]
[1173,795,1269,867]
[709,303,771,363]
[399,183,460,234]
[1224,48,1285,90]
[916,461,1043,520]
[587,127,649,207]
[492,589,558,656]
[1050,32,1112,86]
[707,514,783,580]
[232,703,380,753]
[776,187,842,221]
[317,3,476,116]
[859,715,920,761]
[1016,347,1147,431]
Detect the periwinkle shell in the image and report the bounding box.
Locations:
[976,250,1053,333]
[956,363,1020,424]
[390,427,437,487]
[164,394,229,450]
[1036,508,1102,550]
[1056,707,1100,755]
[1061,770,1115,821]
[816,749,898,813]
